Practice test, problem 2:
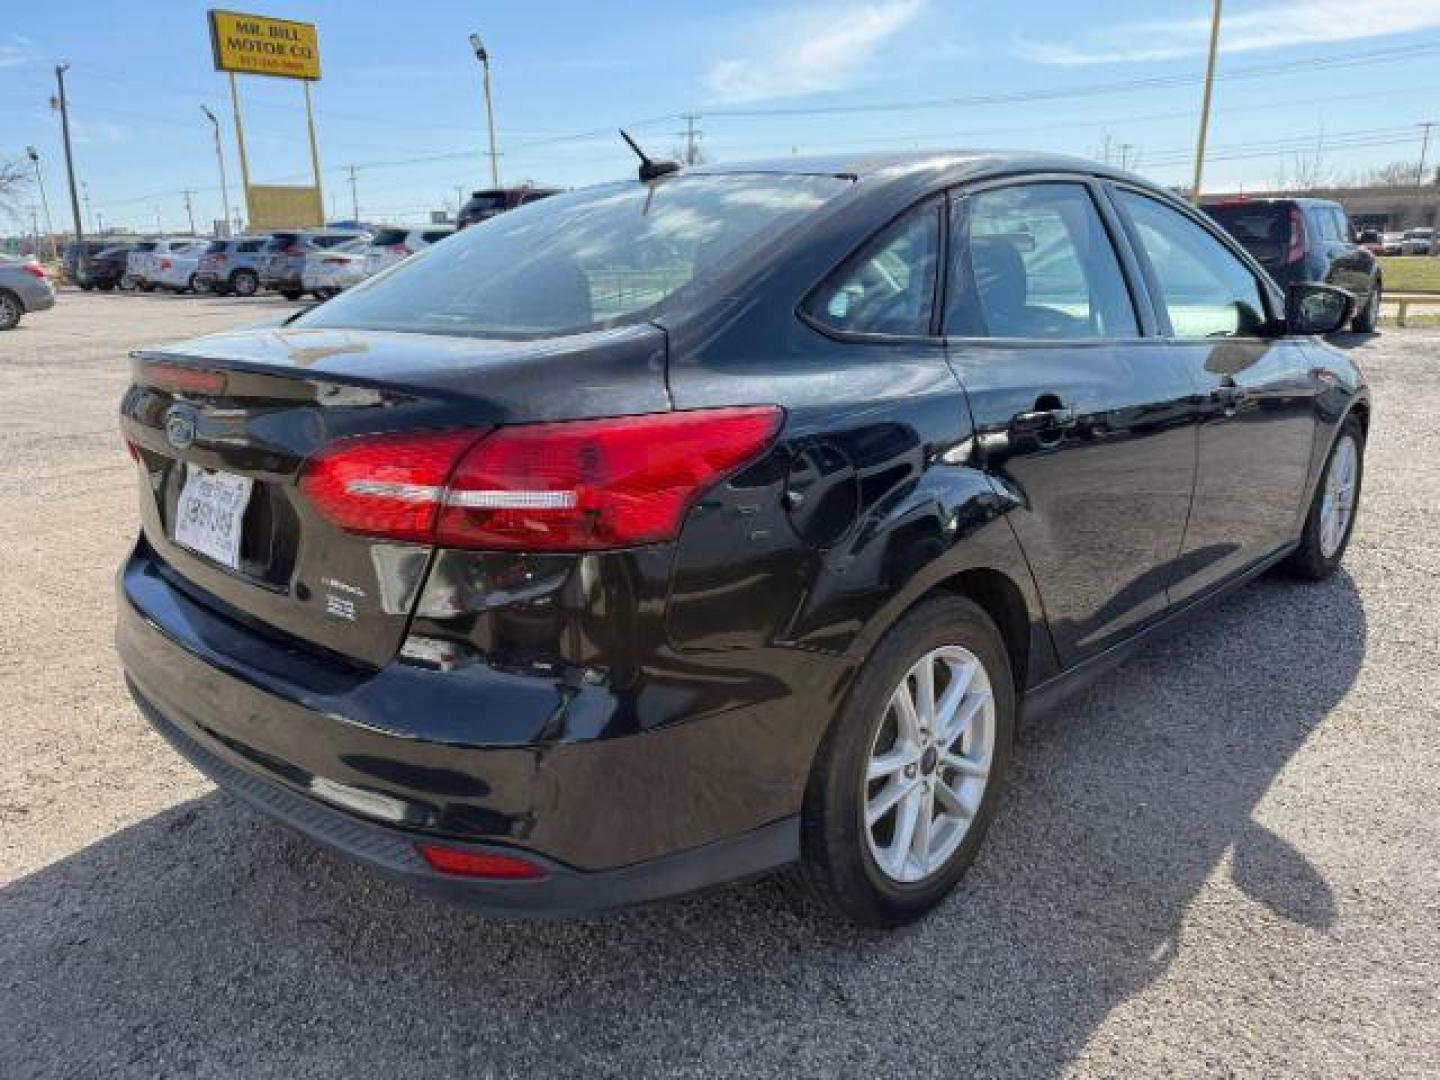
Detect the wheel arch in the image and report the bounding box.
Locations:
[934,568,1032,695]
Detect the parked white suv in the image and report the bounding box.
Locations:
[128,238,206,291]
[362,226,455,279]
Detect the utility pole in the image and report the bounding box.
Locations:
[469,34,501,187]
[1118,143,1134,170]
[53,63,84,245]
[155,207,163,235]
[182,190,196,234]
[201,106,233,237]
[347,165,360,221]
[81,181,95,234]
[1190,0,1223,203]
[24,147,58,261]
[28,205,41,257]
[1418,122,1437,187]
[680,113,702,165]
[1101,133,1112,165]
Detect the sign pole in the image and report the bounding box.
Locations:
[302,80,325,224]
[227,72,254,230]
[1190,0,1223,204]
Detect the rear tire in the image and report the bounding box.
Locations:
[0,290,22,330]
[230,269,259,298]
[1282,414,1364,581]
[280,288,303,301]
[798,595,1015,927]
[1352,279,1381,333]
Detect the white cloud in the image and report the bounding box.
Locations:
[703,0,926,103]
[70,119,131,146]
[0,35,36,69]
[1018,0,1440,66]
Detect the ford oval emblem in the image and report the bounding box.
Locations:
[164,408,197,451]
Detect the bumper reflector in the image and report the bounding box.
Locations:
[416,843,547,880]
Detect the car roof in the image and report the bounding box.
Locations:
[687,149,1159,186]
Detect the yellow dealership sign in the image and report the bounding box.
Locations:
[208,9,321,81]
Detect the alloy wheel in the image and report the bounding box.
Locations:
[0,293,20,330]
[864,645,995,884]
[1319,434,1359,558]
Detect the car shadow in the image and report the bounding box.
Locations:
[1326,330,1381,350]
[0,570,1365,1077]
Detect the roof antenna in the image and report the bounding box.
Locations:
[620,129,681,183]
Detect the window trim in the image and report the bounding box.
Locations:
[797,196,948,347]
[941,174,1155,347]
[1104,181,1283,342]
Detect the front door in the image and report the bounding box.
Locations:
[1107,186,1319,604]
[943,180,1198,667]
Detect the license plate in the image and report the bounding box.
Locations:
[173,466,253,570]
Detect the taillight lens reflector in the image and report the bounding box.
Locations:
[1286,207,1307,265]
[416,843,546,880]
[21,263,47,280]
[298,407,782,551]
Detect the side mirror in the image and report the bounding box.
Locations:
[1285,283,1354,336]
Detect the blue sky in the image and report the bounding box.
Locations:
[4,0,1440,233]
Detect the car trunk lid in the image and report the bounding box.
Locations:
[120,324,670,666]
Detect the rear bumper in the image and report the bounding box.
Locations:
[115,541,808,911]
[129,682,796,914]
[23,285,56,312]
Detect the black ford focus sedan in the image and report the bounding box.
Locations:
[117,151,1367,927]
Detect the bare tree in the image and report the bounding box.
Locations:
[0,160,31,224]
[1344,160,1427,188]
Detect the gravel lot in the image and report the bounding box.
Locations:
[2,292,1437,1078]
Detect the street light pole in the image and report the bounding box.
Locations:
[53,63,84,245]
[201,106,233,237]
[469,34,500,187]
[24,147,59,261]
[1190,0,1223,203]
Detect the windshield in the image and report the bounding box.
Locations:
[300,173,850,338]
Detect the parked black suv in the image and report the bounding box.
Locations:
[118,155,1367,926]
[62,240,114,289]
[72,243,138,292]
[1204,197,1381,332]
[456,186,560,228]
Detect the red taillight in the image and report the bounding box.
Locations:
[158,259,172,271]
[141,362,228,397]
[387,244,411,256]
[322,256,349,266]
[300,429,483,542]
[284,243,305,255]
[21,262,46,280]
[299,407,783,551]
[416,843,546,879]
[213,253,228,265]
[1286,207,1307,265]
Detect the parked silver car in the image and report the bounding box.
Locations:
[361,225,455,278]
[1400,228,1434,256]
[0,254,57,330]
[193,237,272,297]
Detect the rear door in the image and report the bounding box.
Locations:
[1108,185,1319,604]
[943,178,1198,666]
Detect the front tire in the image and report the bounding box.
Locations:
[230,269,259,297]
[279,288,303,301]
[1283,415,1364,580]
[799,595,1015,927]
[0,290,22,330]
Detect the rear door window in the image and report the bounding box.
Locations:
[947,182,1137,339]
[805,201,941,337]
[1116,189,1269,339]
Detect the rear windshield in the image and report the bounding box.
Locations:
[134,242,159,252]
[421,230,453,243]
[205,241,227,253]
[463,194,506,213]
[1204,203,1290,261]
[238,241,264,253]
[371,228,410,246]
[300,173,850,338]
